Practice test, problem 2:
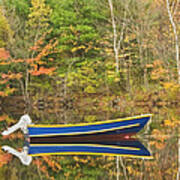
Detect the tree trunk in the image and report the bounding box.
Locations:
[166,0,180,84]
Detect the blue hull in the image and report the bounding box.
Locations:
[28,114,152,137]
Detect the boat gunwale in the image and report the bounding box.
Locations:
[28,114,153,128]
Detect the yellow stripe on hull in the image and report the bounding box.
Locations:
[30,144,140,151]
[29,152,153,159]
[29,123,140,137]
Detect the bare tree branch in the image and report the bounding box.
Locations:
[116,156,120,180]
[166,0,180,84]
[177,138,180,180]
[120,157,128,180]
[108,0,119,73]
[108,0,126,73]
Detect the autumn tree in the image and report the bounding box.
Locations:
[0,0,53,101]
[26,0,52,51]
[0,8,12,48]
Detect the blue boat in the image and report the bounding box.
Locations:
[28,114,152,138]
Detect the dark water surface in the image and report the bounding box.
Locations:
[0,96,179,180]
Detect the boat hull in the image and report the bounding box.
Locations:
[28,114,152,137]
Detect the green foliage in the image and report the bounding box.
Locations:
[0,8,12,48]
[66,61,103,94]
[1,0,30,18]
[48,0,105,78]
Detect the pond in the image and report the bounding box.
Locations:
[0,95,179,180]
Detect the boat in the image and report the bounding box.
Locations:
[1,114,152,165]
[28,114,152,138]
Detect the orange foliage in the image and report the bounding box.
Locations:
[151,60,169,81]
[0,87,17,97]
[0,80,8,85]
[0,61,11,65]
[33,39,58,62]
[27,37,57,77]
[26,58,36,64]
[1,73,22,80]
[0,91,7,97]
[29,29,53,52]
[11,59,24,63]
[0,35,58,98]
[0,48,10,60]
[30,67,56,76]
[0,115,8,122]
[149,129,167,150]
[0,149,12,168]
[40,165,50,178]
[2,131,23,140]
[33,159,42,168]
[33,158,50,178]
[151,129,166,141]
[42,156,62,172]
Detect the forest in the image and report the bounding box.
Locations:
[0,0,180,179]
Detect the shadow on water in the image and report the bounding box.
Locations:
[0,95,179,180]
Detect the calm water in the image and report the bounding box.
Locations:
[0,96,179,180]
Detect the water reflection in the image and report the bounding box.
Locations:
[1,137,152,166]
[28,138,152,159]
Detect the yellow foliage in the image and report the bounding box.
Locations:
[124,36,129,43]
[84,115,96,122]
[79,159,88,163]
[164,120,174,127]
[162,82,180,91]
[64,172,70,177]
[71,45,86,53]
[73,156,79,162]
[107,157,115,161]
[127,166,133,174]
[84,85,96,93]
[75,163,80,168]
